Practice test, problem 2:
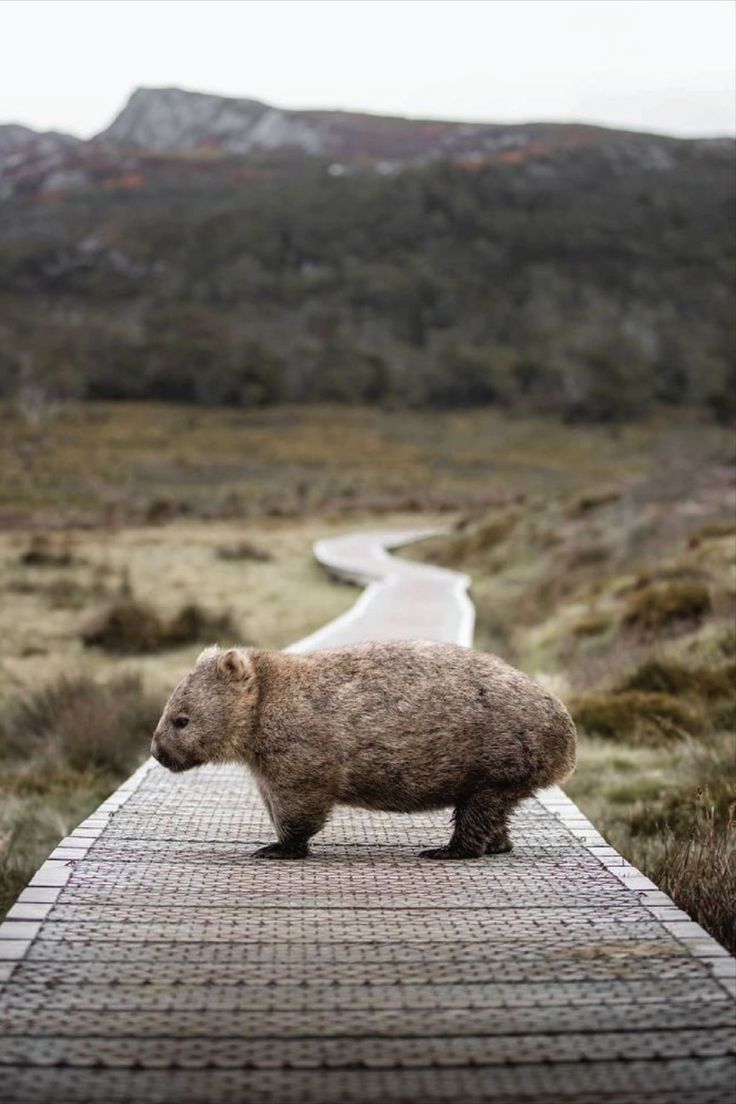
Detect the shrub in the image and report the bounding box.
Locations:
[0,673,159,774]
[82,599,239,653]
[435,511,518,566]
[571,611,611,637]
[618,659,735,698]
[19,534,74,567]
[469,511,518,555]
[215,541,272,563]
[81,599,165,653]
[165,604,238,646]
[567,488,621,518]
[572,691,702,745]
[622,582,712,637]
[688,521,736,547]
[652,803,736,954]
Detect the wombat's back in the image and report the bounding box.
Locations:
[255,641,576,813]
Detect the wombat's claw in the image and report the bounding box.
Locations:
[486,839,513,854]
[418,846,481,860]
[252,843,308,859]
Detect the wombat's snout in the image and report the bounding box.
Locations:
[151,732,186,773]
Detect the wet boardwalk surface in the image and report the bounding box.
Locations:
[1,531,734,1103]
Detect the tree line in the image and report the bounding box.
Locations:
[1,141,733,421]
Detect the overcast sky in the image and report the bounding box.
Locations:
[2,0,734,139]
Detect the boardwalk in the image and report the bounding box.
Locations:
[0,530,734,1103]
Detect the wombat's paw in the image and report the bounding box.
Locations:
[252,842,309,860]
[418,845,483,860]
[485,838,513,855]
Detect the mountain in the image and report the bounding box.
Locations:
[96,85,602,162]
[2,86,732,203]
[0,124,85,201]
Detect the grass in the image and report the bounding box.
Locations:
[571,691,703,746]
[403,427,736,950]
[1,401,734,945]
[621,582,712,637]
[81,598,239,653]
[0,401,731,527]
[0,507,440,918]
[0,672,160,916]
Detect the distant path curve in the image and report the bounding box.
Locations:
[286,528,474,653]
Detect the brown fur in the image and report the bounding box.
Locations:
[151,641,576,860]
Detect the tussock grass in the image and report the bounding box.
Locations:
[622,582,712,638]
[652,805,735,953]
[405,440,736,949]
[567,488,621,518]
[215,541,272,563]
[1,402,729,528]
[572,691,703,745]
[0,673,160,917]
[82,599,239,654]
[0,510,427,919]
[618,658,735,697]
[571,612,611,637]
[19,534,75,567]
[1,672,159,773]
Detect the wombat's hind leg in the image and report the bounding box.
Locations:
[420,787,518,860]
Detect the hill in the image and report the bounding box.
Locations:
[0,88,734,419]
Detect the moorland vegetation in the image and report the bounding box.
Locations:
[0,404,733,948]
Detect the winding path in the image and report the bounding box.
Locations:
[0,530,734,1103]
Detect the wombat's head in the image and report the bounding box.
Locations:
[151,647,257,772]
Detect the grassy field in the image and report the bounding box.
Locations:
[1,400,734,944]
[0,510,397,917]
[0,400,723,526]
[404,431,735,949]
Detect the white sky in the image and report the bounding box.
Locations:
[1,0,734,139]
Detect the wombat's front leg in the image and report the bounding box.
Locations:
[252,830,311,860]
[420,786,518,860]
[252,793,330,860]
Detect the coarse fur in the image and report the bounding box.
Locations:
[151,641,576,860]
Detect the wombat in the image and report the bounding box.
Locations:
[151,641,576,860]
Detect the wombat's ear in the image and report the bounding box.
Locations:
[216,648,253,684]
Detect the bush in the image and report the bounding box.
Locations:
[165,604,238,646]
[215,541,272,563]
[0,672,159,774]
[622,582,712,637]
[18,534,74,567]
[81,599,164,653]
[567,488,621,518]
[572,691,702,745]
[571,611,611,637]
[82,599,239,653]
[618,658,735,698]
[652,803,736,954]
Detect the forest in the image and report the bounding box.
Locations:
[0,139,734,421]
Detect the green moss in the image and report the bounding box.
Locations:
[622,582,712,636]
[572,691,703,745]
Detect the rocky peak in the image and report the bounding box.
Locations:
[97,86,328,155]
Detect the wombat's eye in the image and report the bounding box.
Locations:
[172,716,190,730]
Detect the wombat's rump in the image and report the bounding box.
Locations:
[151,641,576,859]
